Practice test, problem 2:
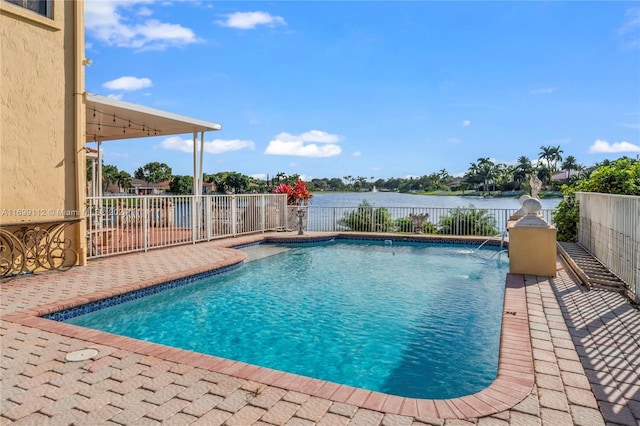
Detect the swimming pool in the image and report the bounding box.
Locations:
[61,238,508,400]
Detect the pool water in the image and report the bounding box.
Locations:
[65,239,508,399]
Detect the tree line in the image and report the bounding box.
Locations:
[89,145,632,196]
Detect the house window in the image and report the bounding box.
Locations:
[5,0,50,18]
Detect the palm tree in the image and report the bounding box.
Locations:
[561,155,579,179]
[514,156,533,190]
[116,171,132,192]
[496,164,514,192]
[464,161,482,192]
[101,164,119,192]
[343,175,355,191]
[549,146,564,172]
[538,146,554,170]
[274,172,287,185]
[212,174,228,194]
[476,158,496,193]
[536,165,552,189]
[539,145,563,172]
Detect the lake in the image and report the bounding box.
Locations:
[308,192,561,210]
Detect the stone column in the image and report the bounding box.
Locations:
[508,198,557,277]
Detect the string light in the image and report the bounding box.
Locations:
[87,107,161,137]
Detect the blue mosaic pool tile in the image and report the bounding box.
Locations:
[43,262,242,322]
[265,237,336,245]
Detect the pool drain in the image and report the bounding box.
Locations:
[65,348,99,362]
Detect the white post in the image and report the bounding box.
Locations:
[91,156,96,197]
[199,131,205,197]
[97,141,102,197]
[143,196,149,251]
[192,132,198,243]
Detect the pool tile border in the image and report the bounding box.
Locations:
[41,262,242,321]
[1,235,533,420]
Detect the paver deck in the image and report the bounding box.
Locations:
[1,232,639,425]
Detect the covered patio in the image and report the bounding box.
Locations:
[83,94,227,263]
[0,94,224,279]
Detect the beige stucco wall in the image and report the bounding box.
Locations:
[1,1,86,265]
[508,226,558,277]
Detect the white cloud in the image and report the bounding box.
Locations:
[159,136,255,154]
[137,6,152,17]
[276,130,342,143]
[85,1,200,50]
[588,139,640,153]
[216,11,286,30]
[264,130,343,157]
[448,138,460,144]
[619,7,640,33]
[106,93,124,100]
[530,87,554,95]
[352,151,362,157]
[462,120,471,127]
[103,76,152,91]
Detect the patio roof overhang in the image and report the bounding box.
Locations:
[85,93,221,197]
[86,93,221,142]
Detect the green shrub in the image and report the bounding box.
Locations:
[552,192,579,242]
[394,217,437,233]
[338,200,393,232]
[394,217,413,233]
[437,206,498,236]
[552,157,639,240]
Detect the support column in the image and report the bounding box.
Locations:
[508,198,557,277]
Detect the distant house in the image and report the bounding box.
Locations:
[249,182,260,193]
[447,177,463,187]
[203,181,216,194]
[130,178,167,195]
[551,171,580,181]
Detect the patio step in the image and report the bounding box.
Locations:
[557,242,628,293]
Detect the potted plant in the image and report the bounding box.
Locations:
[273,180,313,232]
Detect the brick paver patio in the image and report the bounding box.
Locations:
[1,233,639,425]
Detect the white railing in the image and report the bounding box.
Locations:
[307,206,554,235]
[86,194,288,259]
[86,197,556,259]
[576,192,640,300]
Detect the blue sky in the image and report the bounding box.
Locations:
[85,1,640,181]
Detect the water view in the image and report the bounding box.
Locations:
[309,192,561,210]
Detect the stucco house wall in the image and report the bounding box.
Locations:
[1,0,87,266]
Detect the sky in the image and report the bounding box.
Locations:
[84,0,640,181]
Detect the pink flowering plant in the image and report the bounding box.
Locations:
[273,179,313,206]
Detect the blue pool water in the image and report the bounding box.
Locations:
[65,239,508,399]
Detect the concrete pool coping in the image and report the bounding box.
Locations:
[1,233,533,420]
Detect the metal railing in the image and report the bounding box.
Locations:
[307,206,554,235]
[576,192,640,301]
[86,194,288,259]
[86,197,556,259]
